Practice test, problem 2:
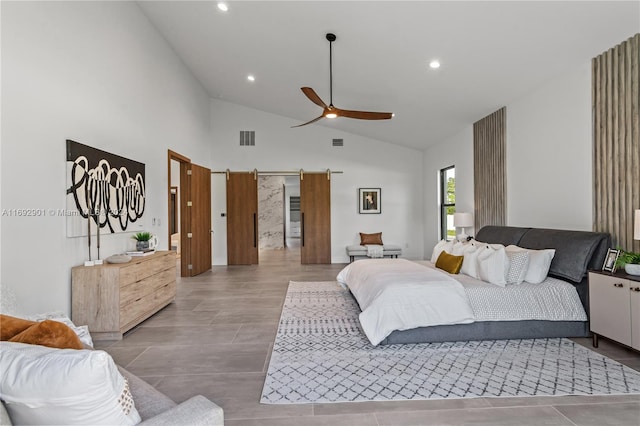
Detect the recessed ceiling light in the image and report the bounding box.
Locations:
[429,60,441,69]
[217,2,228,12]
[247,75,255,82]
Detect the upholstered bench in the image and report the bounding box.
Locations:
[346,245,403,263]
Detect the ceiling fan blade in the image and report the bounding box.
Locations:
[337,108,394,120]
[291,115,325,128]
[301,87,328,109]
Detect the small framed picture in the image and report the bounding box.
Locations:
[602,248,620,273]
[358,188,381,214]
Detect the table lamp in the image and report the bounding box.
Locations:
[453,212,473,241]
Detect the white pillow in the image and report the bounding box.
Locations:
[476,244,509,286]
[505,250,530,285]
[460,243,481,278]
[430,240,454,263]
[506,245,556,284]
[0,342,141,425]
[451,241,467,256]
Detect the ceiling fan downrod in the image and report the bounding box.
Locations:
[327,33,336,107]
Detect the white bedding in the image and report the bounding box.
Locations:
[338,259,588,346]
[336,259,475,345]
[417,261,587,322]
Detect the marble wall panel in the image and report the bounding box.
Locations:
[258,176,285,249]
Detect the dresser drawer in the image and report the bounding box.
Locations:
[119,252,173,285]
[120,267,176,308]
[120,280,176,330]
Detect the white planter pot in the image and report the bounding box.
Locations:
[624,263,640,276]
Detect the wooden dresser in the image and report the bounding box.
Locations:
[72,251,177,340]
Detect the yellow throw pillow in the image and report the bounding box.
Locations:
[360,232,383,245]
[436,251,464,274]
[9,319,84,350]
[0,314,36,340]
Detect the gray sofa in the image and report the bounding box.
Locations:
[0,365,224,425]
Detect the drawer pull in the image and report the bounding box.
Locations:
[631,287,640,292]
[614,283,624,288]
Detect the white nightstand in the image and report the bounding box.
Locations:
[588,270,640,351]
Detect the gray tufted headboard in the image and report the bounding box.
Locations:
[474,225,611,310]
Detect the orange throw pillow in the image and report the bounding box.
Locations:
[436,251,464,274]
[1,314,36,340]
[360,232,383,245]
[9,320,84,350]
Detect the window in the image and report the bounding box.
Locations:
[440,166,455,241]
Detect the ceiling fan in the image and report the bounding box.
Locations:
[293,33,394,128]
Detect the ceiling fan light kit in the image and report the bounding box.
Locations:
[293,33,394,128]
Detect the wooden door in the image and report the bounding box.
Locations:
[300,172,331,264]
[227,172,258,265]
[188,163,212,275]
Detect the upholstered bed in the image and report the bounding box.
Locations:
[340,226,610,346]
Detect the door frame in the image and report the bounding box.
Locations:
[167,150,191,277]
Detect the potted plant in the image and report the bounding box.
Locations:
[132,232,153,251]
[615,250,640,276]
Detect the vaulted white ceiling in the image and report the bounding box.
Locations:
[137,1,639,150]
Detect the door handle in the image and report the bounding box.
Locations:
[253,213,257,248]
[301,212,305,247]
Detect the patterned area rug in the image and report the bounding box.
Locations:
[261,281,640,404]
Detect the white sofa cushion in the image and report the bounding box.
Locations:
[0,342,141,425]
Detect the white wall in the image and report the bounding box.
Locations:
[0,0,3,287]
[210,99,424,264]
[1,2,212,315]
[423,126,474,254]
[423,61,593,256]
[507,63,592,230]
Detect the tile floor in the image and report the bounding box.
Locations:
[96,248,640,425]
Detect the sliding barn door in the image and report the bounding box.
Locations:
[226,172,258,265]
[300,172,331,264]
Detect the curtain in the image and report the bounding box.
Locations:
[473,107,507,231]
[593,34,640,252]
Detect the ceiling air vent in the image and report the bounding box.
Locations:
[332,138,344,147]
[240,131,255,146]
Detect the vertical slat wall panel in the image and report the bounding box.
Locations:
[593,34,640,252]
[473,107,507,231]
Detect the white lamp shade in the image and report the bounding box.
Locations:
[635,209,640,240]
[453,212,473,228]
